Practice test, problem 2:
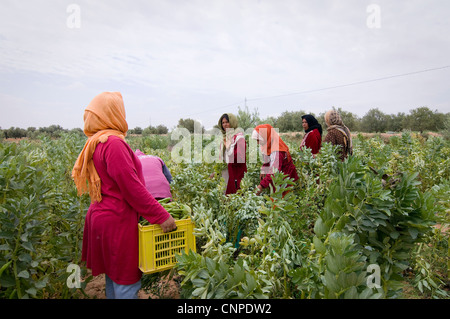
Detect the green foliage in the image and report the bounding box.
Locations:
[443,114,450,140]
[292,232,383,299]
[127,134,170,152]
[274,111,305,132]
[287,154,433,298]
[1,125,82,139]
[409,180,450,298]
[177,118,204,133]
[403,107,445,133]
[141,124,169,135]
[176,250,270,299]
[327,160,434,297]
[360,108,388,133]
[0,142,54,298]
[236,105,261,130]
[0,134,89,298]
[1,129,448,299]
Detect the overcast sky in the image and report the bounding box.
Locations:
[1,0,449,131]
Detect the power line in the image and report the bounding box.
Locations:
[186,99,245,117]
[247,65,450,102]
[185,65,450,117]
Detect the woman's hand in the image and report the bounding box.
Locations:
[160,215,177,233]
[255,185,263,195]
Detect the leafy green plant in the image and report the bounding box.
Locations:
[1,130,448,299]
[190,204,236,263]
[176,251,270,299]
[0,136,89,299]
[314,155,436,298]
[0,142,54,298]
[409,180,449,298]
[239,171,303,298]
[291,232,382,299]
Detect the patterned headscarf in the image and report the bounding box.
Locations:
[324,109,352,154]
[218,113,244,162]
[218,113,239,133]
[72,92,128,203]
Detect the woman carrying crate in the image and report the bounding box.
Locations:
[72,91,177,299]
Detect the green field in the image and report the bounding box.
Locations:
[0,131,448,299]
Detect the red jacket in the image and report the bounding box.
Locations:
[301,128,322,155]
[222,133,247,195]
[81,136,170,285]
[260,151,299,189]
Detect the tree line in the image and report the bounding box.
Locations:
[230,105,449,134]
[0,125,84,139]
[171,106,449,134]
[2,106,449,139]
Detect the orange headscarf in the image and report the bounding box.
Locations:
[253,124,292,161]
[72,92,128,203]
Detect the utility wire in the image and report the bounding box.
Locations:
[247,65,450,102]
[185,65,450,117]
[185,99,246,117]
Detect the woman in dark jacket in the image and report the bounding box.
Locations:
[300,114,322,157]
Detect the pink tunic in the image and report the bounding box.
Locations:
[135,150,172,199]
[81,136,170,285]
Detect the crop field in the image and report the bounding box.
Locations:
[0,131,449,299]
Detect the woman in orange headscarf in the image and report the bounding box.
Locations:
[251,124,299,195]
[72,92,176,299]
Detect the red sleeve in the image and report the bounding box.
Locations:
[260,152,282,189]
[105,138,170,224]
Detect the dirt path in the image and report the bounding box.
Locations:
[79,272,180,299]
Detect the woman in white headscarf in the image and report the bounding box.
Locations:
[323,109,353,161]
[217,113,247,194]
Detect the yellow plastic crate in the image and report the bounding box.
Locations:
[138,218,196,274]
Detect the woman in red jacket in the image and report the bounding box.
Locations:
[251,124,298,195]
[300,114,322,157]
[72,92,177,299]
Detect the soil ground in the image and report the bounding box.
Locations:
[79,272,180,299]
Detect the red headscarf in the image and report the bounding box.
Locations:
[253,124,292,161]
